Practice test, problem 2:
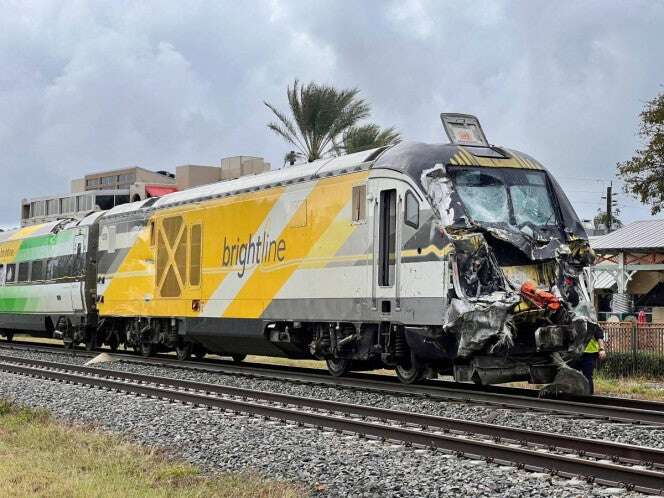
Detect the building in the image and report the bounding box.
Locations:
[588,219,664,322]
[20,157,271,227]
[73,166,178,203]
[20,190,131,227]
[21,166,177,227]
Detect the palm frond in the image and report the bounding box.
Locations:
[266,79,372,162]
[340,124,401,155]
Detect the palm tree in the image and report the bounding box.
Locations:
[339,124,401,154]
[593,210,623,231]
[265,80,370,162]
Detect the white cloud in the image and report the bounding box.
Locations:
[0,0,663,227]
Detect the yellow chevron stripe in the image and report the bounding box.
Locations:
[222,173,363,319]
[9,224,46,240]
[459,148,477,166]
[526,158,542,170]
[512,153,528,168]
[449,148,542,171]
[453,152,467,165]
[401,243,454,259]
[300,201,357,270]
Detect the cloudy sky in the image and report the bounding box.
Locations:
[1,0,663,228]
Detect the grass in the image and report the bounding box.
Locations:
[0,400,304,498]
[506,375,664,401]
[593,373,664,400]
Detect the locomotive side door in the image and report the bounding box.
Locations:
[368,177,405,317]
[187,218,203,312]
[71,229,87,313]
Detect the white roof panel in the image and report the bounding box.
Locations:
[153,148,382,210]
[590,219,664,251]
[103,199,154,217]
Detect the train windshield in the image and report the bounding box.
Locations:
[448,167,557,228]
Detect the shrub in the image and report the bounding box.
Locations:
[598,352,664,379]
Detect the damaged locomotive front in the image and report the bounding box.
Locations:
[404,117,602,395]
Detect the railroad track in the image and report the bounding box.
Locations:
[2,340,664,425]
[0,354,663,494]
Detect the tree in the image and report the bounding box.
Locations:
[338,124,401,155]
[617,91,664,214]
[265,80,370,162]
[593,210,623,231]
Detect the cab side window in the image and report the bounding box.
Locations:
[352,184,367,223]
[6,263,16,284]
[404,191,419,229]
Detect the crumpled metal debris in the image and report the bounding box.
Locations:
[539,353,591,397]
[444,295,519,358]
[421,163,457,226]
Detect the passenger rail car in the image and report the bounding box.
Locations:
[0,216,99,346]
[0,115,600,391]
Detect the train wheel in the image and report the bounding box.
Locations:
[193,345,207,361]
[326,358,351,377]
[176,343,192,361]
[107,333,119,353]
[4,331,13,342]
[395,353,426,384]
[141,342,155,357]
[231,354,246,363]
[85,333,97,352]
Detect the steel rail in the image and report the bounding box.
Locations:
[1,360,663,494]
[1,353,663,468]
[2,341,664,425]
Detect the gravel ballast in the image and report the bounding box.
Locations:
[0,347,660,496]
[1,347,662,450]
[0,370,646,497]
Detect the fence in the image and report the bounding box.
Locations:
[598,321,664,378]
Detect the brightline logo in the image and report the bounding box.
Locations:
[222,232,286,278]
[0,247,15,259]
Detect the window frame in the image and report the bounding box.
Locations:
[31,259,45,282]
[378,189,397,287]
[189,224,202,287]
[17,261,31,283]
[404,190,419,229]
[5,263,16,284]
[351,183,367,224]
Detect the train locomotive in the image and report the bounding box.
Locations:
[0,114,601,392]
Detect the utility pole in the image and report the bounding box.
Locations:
[606,183,613,233]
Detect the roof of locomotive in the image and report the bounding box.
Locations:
[150,147,387,211]
[372,142,545,180]
[98,141,556,221]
